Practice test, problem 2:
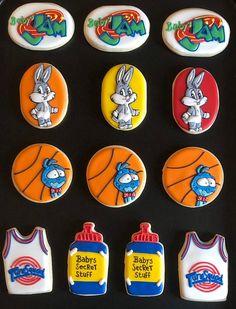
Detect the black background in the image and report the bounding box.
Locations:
[0,0,235,308]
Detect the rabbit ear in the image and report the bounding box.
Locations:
[42,66,52,83]
[116,65,126,83]
[193,72,205,88]
[34,64,44,82]
[123,66,134,84]
[187,68,196,88]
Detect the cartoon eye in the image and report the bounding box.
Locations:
[37,86,43,94]
[46,169,59,179]
[197,178,209,186]
[131,174,139,181]
[198,90,203,99]
[46,86,51,94]
[128,88,133,96]
[191,90,196,99]
[208,178,216,187]
[57,169,65,177]
[119,174,132,183]
[119,89,126,96]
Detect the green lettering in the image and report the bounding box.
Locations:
[10,16,16,26]
[196,25,212,42]
[35,15,54,36]
[53,20,66,37]
[192,19,203,34]
[87,18,94,28]
[130,20,146,36]
[21,31,43,45]
[99,32,120,45]
[115,20,132,36]
[111,15,122,30]
[211,24,225,42]
[179,37,199,51]
[165,21,172,31]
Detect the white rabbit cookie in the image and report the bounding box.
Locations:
[172,67,219,134]
[102,64,147,131]
[20,63,68,129]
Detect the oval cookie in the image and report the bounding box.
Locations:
[86,146,146,208]
[172,67,219,134]
[84,6,150,52]
[102,64,147,130]
[162,8,230,57]
[12,144,73,203]
[162,147,223,208]
[8,3,75,51]
[20,63,68,129]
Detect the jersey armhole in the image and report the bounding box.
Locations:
[180,232,193,260]
[219,236,228,262]
[2,230,11,259]
[38,228,49,255]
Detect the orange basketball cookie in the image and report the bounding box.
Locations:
[162,147,223,208]
[20,63,68,129]
[12,144,73,203]
[86,145,146,208]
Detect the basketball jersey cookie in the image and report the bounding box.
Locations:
[2,227,53,294]
[12,143,73,203]
[162,8,230,57]
[8,3,74,51]
[20,63,68,129]
[173,67,219,134]
[86,145,146,208]
[162,147,224,208]
[178,231,228,302]
[124,223,165,297]
[84,6,150,52]
[102,64,147,130]
[68,222,109,296]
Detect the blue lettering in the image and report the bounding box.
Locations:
[186,270,223,288]
[8,265,45,282]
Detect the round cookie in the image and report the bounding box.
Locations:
[12,144,73,203]
[86,145,146,208]
[162,147,223,208]
[101,64,147,131]
[20,63,68,129]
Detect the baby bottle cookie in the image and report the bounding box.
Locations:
[102,64,147,130]
[2,227,53,295]
[12,143,73,203]
[178,231,228,302]
[68,222,109,296]
[162,147,224,208]
[124,223,165,297]
[172,67,219,134]
[20,63,68,129]
[86,145,146,208]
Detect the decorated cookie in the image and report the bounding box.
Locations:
[2,227,53,295]
[124,223,165,297]
[86,145,146,208]
[178,231,228,302]
[102,64,147,130]
[68,222,109,296]
[8,3,75,51]
[162,8,230,57]
[173,67,219,134]
[162,147,224,208]
[20,63,68,129]
[84,6,150,52]
[12,144,73,203]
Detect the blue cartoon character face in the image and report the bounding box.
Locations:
[114,162,140,204]
[41,158,66,198]
[191,165,216,207]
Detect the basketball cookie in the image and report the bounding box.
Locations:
[20,63,68,129]
[12,144,73,203]
[86,145,146,208]
[101,64,147,131]
[162,147,223,208]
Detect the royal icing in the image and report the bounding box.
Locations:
[2,227,53,295]
[83,6,150,52]
[102,64,147,130]
[162,147,224,208]
[20,63,68,129]
[86,145,146,208]
[178,232,228,302]
[68,222,109,296]
[8,3,75,50]
[12,143,73,203]
[172,67,219,134]
[124,223,165,297]
[162,8,230,57]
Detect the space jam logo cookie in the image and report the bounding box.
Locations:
[8,3,75,50]
[68,222,109,296]
[162,147,224,208]
[20,63,68,129]
[84,6,150,52]
[102,64,147,130]
[86,145,146,208]
[172,67,219,134]
[12,144,73,203]
[162,8,230,57]
[124,223,165,297]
